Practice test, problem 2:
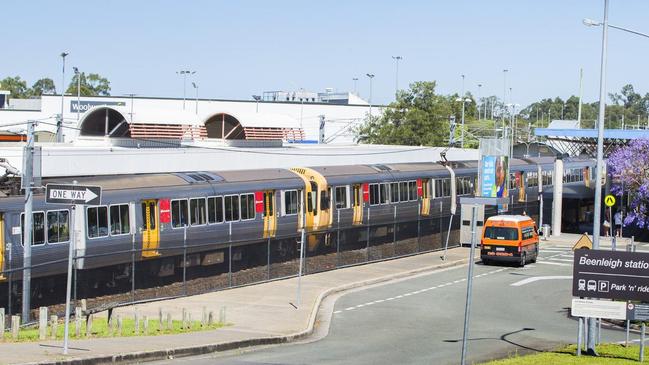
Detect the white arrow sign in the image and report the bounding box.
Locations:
[46,184,101,205]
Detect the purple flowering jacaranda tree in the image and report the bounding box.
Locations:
[607,139,649,229]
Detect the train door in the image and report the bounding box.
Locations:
[352,184,363,225]
[0,213,5,280]
[420,179,431,216]
[263,190,277,238]
[141,199,160,258]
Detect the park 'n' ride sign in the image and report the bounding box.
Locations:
[45,184,101,205]
[573,249,649,301]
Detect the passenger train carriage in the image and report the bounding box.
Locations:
[0,156,596,308]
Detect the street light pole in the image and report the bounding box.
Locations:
[352,77,358,95]
[58,52,69,143]
[192,82,198,115]
[366,73,375,119]
[477,83,482,120]
[176,70,195,110]
[392,56,402,98]
[73,67,81,121]
[460,74,466,148]
[502,69,508,139]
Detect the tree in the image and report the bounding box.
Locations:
[0,76,29,98]
[355,81,452,146]
[66,72,111,96]
[607,139,649,228]
[30,78,56,96]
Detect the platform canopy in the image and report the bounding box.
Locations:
[535,127,649,157]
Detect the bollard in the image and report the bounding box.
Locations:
[641,323,646,363]
[577,317,583,356]
[182,308,187,330]
[166,312,172,332]
[143,316,149,335]
[108,315,115,336]
[597,318,601,345]
[39,307,48,340]
[584,318,588,352]
[219,306,226,324]
[117,315,123,336]
[50,315,58,339]
[158,308,163,331]
[85,315,92,338]
[74,307,82,337]
[202,306,207,328]
[80,299,87,312]
[0,308,4,340]
[11,315,19,340]
[208,311,214,326]
[134,311,140,335]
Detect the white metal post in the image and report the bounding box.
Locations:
[21,120,36,323]
[63,205,78,354]
[460,204,478,365]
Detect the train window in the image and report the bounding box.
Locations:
[380,183,390,204]
[208,196,224,224]
[390,182,400,203]
[171,199,189,228]
[320,190,330,210]
[434,180,442,198]
[47,210,70,244]
[399,182,408,201]
[87,206,108,238]
[20,212,46,246]
[335,186,349,209]
[369,183,380,206]
[283,190,299,215]
[109,204,130,236]
[225,195,240,222]
[422,179,429,198]
[190,198,207,226]
[240,194,255,220]
[509,173,517,190]
[408,181,417,201]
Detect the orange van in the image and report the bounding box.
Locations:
[480,215,539,266]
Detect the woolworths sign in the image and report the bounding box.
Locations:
[70,100,125,113]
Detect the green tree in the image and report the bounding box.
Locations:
[0,76,29,98]
[355,81,452,146]
[66,72,111,96]
[30,78,56,96]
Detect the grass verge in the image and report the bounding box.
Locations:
[4,317,227,342]
[481,344,648,364]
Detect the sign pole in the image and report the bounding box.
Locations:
[460,204,478,365]
[21,120,36,324]
[63,205,77,355]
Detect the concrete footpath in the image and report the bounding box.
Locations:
[1,246,474,365]
[1,233,633,365]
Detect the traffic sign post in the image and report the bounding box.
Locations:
[44,184,101,355]
[605,194,615,241]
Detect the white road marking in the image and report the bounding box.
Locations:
[334,310,342,314]
[536,261,570,266]
[550,258,574,263]
[510,276,573,287]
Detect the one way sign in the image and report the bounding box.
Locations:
[46,184,102,205]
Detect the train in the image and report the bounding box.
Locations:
[0,155,596,307]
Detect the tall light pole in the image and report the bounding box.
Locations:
[583,0,610,356]
[366,73,375,119]
[477,83,483,120]
[57,52,69,143]
[192,82,199,115]
[352,77,359,95]
[502,69,508,138]
[176,70,196,110]
[73,67,81,121]
[459,74,466,148]
[252,95,261,113]
[392,56,402,98]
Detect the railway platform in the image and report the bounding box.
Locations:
[0,233,633,365]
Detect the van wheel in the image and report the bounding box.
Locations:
[482,259,490,266]
[520,252,527,267]
[530,248,538,263]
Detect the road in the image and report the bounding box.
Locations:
[151,243,625,365]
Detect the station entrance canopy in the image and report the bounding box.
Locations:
[77,106,304,142]
[535,128,649,157]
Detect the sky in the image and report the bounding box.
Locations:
[3,0,649,107]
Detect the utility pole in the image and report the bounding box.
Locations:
[460,74,466,148]
[477,84,482,120]
[502,69,508,139]
[578,68,584,128]
[22,120,36,323]
[353,77,359,95]
[73,67,80,121]
[176,70,196,110]
[366,73,375,119]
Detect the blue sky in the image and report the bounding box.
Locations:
[3,0,649,106]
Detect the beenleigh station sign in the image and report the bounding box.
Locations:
[573,249,649,301]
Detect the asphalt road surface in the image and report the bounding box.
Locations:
[152,244,625,365]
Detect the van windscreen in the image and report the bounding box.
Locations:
[484,227,518,240]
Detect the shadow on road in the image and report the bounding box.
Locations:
[443,327,544,352]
